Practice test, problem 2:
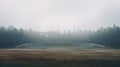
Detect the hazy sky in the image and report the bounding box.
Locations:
[0,0,120,31]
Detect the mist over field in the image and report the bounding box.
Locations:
[0,0,120,49]
[0,0,120,67]
[0,25,120,49]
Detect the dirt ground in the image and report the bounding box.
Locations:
[0,49,120,67]
[0,49,120,61]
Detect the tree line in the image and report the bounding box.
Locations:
[0,25,120,48]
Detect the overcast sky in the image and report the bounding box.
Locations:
[0,0,120,31]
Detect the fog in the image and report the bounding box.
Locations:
[0,0,120,32]
[0,25,120,49]
[0,0,120,49]
[15,43,105,51]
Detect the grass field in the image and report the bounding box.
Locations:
[0,49,120,67]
